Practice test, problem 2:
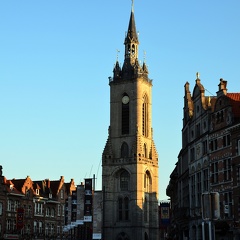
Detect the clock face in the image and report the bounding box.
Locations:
[122,96,129,104]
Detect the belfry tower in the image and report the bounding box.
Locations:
[102,4,159,240]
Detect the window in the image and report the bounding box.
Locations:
[190,148,195,162]
[196,123,200,137]
[224,158,231,181]
[203,169,209,192]
[121,142,129,158]
[39,221,43,234]
[212,162,219,183]
[144,171,152,192]
[51,208,55,217]
[203,140,208,154]
[7,200,13,211]
[196,172,202,207]
[237,140,240,155]
[46,207,50,216]
[36,189,39,195]
[122,94,129,135]
[142,95,148,137]
[118,197,129,221]
[210,139,218,151]
[34,221,37,233]
[7,219,11,231]
[143,143,147,158]
[223,135,231,147]
[191,175,196,207]
[224,192,232,218]
[14,200,20,212]
[35,202,43,215]
[120,171,130,191]
[62,205,65,216]
[58,204,61,216]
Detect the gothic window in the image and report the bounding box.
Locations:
[131,44,135,55]
[120,171,130,191]
[144,171,152,192]
[122,94,129,135]
[143,143,147,158]
[142,95,148,137]
[118,197,129,221]
[121,142,129,158]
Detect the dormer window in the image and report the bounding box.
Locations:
[49,193,52,199]
[10,184,13,191]
[36,189,39,195]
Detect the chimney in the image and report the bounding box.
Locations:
[217,78,227,96]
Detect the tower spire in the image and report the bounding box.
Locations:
[124,2,139,64]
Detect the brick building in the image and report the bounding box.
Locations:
[167,75,240,239]
[0,166,76,239]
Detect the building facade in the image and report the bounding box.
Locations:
[102,5,159,240]
[167,75,240,239]
[0,166,76,240]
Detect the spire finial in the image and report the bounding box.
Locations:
[196,72,200,79]
[131,0,134,12]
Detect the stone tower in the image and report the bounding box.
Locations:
[102,4,159,240]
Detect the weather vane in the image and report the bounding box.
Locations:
[116,49,120,61]
[143,50,146,63]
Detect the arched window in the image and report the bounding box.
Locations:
[142,95,148,137]
[144,171,152,192]
[118,197,130,221]
[120,171,130,191]
[143,143,147,158]
[121,142,129,158]
[122,93,129,135]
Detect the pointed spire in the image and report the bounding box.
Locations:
[123,2,139,70]
[125,5,139,45]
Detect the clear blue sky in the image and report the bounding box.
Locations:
[1,0,240,201]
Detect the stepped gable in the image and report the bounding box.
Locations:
[65,178,76,196]
[11,176,34,194]
[4,178,23,195]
